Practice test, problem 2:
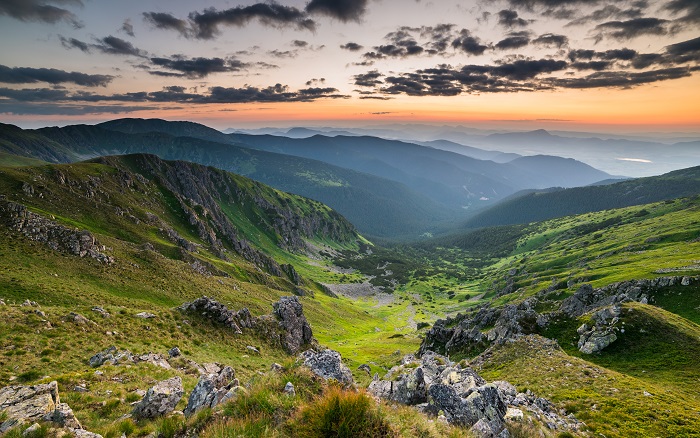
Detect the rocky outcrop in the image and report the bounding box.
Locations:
[273,296,314,354]
[184,366,239,416]
[179,296,316,354]
[0,381,85,434]
[421,276,698,356]
[369,350,582,436]
[178,296,255,334]
[560,277,696,317]
[577,305,621,354]
[0,200,113,264]
[300,349,353,385]
[131,377,184,420]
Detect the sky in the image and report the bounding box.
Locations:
[0,0,699,132]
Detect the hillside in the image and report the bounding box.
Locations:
[464,165,700,228]
[1,154,700,436]
[0,123,453,238]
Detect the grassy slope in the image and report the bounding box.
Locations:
[0,158,425,434]
[464,165,700,228]
[0,152,49,167]
[477,333,700,437]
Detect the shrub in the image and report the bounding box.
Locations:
[290,387,394,438]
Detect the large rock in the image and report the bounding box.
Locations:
[184,366,235,416]
[368,367,427,405]
[0,382,83,433]
[131,377,184,420]
[273,296,314,354]
[300,349,353,385]
[178,296,255,334]
[0,382,59,432]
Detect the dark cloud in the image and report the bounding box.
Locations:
[143,12,189,37]
[664,36,700,65]
[93,35,147,57]
[666,36,700,57]
[0,83,348,106]
[593,17,669,41]
[495,31,531,50]
[195,84,348,103]
[145,3,315,39]
[452,29,489,55]
[0,100,162,116]
[491,58,567,80]
[541,7,577,20]
[0,64,113,87]
[566,5,645,26]
[305,0,368,22]
[58,35,90,52]
[305,78,326,86]
[503,0,598,10]
[292,40,308,47]
[549,67,691,88]
[419,24,457,53]
[340,42,363,51]
[570,60,612,71]
[599,48,637,61]
[121,18,134,37]
[268,49,297,58]
[353,71,384,87]
[188,3,315,39]
[0,0,83,27]
[497,9,528,27]
[361,57,568,97]
[149,56,248,78]
[664,0,700,25]
[532,33,568,48]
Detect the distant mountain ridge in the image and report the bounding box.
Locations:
[464,165,700,228]
[0,122,453,238]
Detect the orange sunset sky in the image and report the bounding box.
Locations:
[1,0,699,132]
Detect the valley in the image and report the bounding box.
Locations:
[0,121,698,438]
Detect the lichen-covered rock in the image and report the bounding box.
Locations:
[368,367,427,405]
[0,381,60,430]
[44,402,81,429]
[579,329,617,354]
[184,366,235,416]
[0,382,86,434]
[273,296,315,354]
[131,377,184,419]
[300,349,353,385]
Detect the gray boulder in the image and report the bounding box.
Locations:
[0,382,60,432]
[0,381,85,434]
[273,296,314,354]
[184,367,235,416]
[579,329,617,354]
[368,367,427,405]
[132,377,184,419]
[300,349,353,385]
[88,346,133,367]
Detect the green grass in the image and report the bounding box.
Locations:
[477,335,700,437]
[0,152,48,167]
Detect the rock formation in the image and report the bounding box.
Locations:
[299,349,353,385]
[0,200,113,264]
[131,377,184,420]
